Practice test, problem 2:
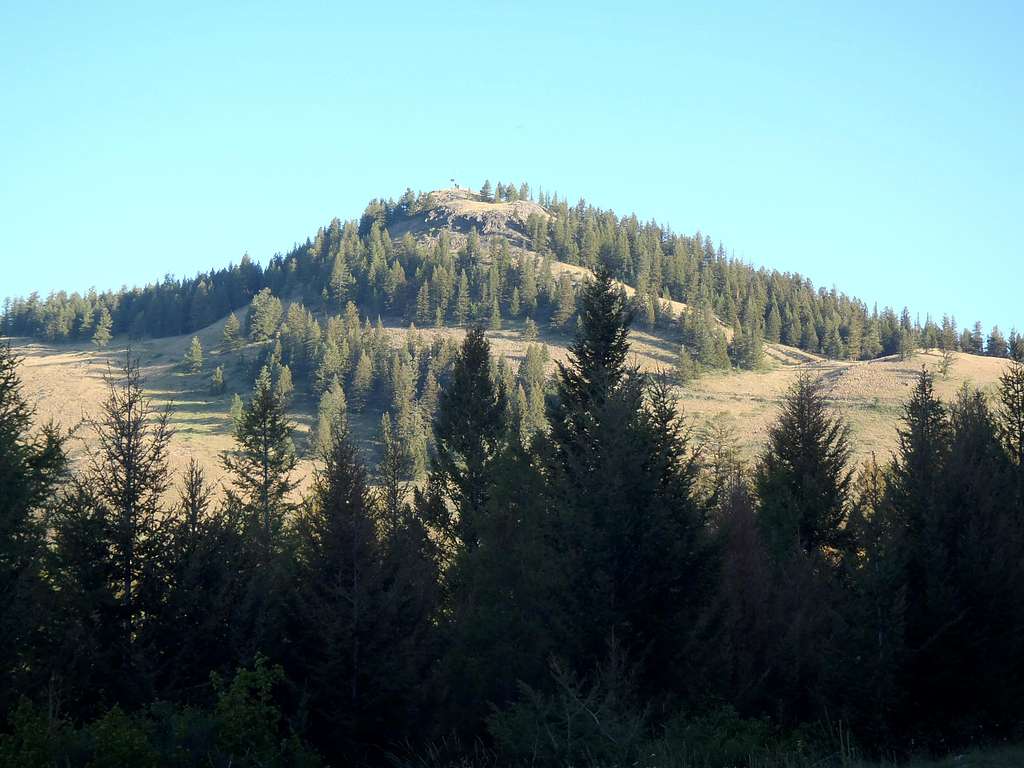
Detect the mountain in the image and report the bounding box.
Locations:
[2,185,1018,490]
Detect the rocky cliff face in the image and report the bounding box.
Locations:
[387,188,550,249]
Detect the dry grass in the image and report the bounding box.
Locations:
[5,311,1013,504]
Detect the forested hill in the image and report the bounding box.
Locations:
[4,182,1021,364]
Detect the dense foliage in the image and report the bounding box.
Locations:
[2,262,1024,765]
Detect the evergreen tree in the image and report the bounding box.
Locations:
[998,360,1024,470]
[552,273,575,327]
[509,286,521,318]
[329,251,354,307]
[210,365,225,395]
[898,327,916,360]
[417,327,507,561]
[248,288,282,342]
[731,318,764,370]
[313,377,348,457]
[53,354,172,708]
[675,346,700,383]
[228,392,243,425]
[221,365,297,559]
[479,179,493,202]
[765,301,782,343]
[544,269,706,685]
[1009,328,1024,362]
[92,306,113,348]
[755,374,852,560]
[862,315,883,359]
[222,312,242,352]
[272,363,293,407]
[350,350,374,411]
[415,281,432,326]
[292,422,436,760]
[455,270,470,326]
[0,346,66,713]
[986,325,1008,357]
[969,321,985,354]
[489,293,502,331]
[154,459,240,700]
[184,336,203,374]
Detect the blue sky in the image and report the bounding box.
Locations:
[2,1,1021,332]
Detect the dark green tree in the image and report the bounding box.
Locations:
[0,346,66,713]
[221,365,297,558]
[755,374,852,560]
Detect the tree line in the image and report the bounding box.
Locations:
[4,186,1020,371]
[2,270,1023,766]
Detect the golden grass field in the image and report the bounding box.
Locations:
[4,305,1014,501]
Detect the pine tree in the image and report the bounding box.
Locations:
[350,350,374,411]
[222,312,242,352]
[92,306,113,348]
[228,392,243,425]
[291,422,437,759]
[54,354,172,704]
[552,273,575,327]
[378,412,409,528]
[986,325,1008,357]
[272,363,293,407]
[755,374,852,560]
[489,293,502,331]
[0,346,65,712]
[418,327,508,561]
[885,368,950,617]
[210,365,225,395]
[731,317,764,370]
[455,270,470,326]
[824,323,844,360]
[998,360,1024,470]
[898,327,916,360]
[509,286,521,318]
[675,346,700,383]
[155,458,239,699]
[329,251,353,307]
[969,321,985,354]
[479,179,493,202]
[860,315,883,359]
[415,281,432,326]
[544,269,705,680]
[248,288,282,342]
[1009,328,1024,362]
[221,365,297,558]
[765,301,782,343]
[184,336,203,374]
[313,377,348,457]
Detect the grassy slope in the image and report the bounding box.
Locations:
[4,189,1014,491]
[3,313,1012,499]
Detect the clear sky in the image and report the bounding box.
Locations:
[2,1,1021,332]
